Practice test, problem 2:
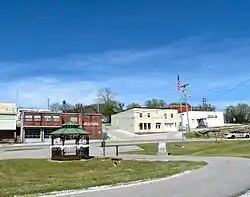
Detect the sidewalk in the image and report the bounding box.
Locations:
[0,140,102,148]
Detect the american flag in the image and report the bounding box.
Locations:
[177,74,181,91]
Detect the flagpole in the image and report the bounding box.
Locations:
[177,74,184,144]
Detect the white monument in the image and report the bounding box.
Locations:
[157,141,167,156]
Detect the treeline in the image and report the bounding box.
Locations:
[50,88,218,123]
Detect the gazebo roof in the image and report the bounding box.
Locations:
[50,121,90,136]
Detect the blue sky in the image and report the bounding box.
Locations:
[1,0,250,109]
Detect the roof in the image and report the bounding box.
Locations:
[50,121,90,136]
[124,107,176,112]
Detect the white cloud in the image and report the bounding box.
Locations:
[1,36,250,108]
[0,78,101,108]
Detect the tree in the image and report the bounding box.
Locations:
[50,100,73,112]
[144,99,167,108]
[225,103,250,123]
[126,103,141,109]
[96,88,124,122]
[169,102,191,106]
[50,102,62,112]
[192,103,216,111]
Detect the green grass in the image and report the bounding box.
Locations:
[0,158,206,197]
[123,140,250,158]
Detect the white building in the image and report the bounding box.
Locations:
[180,111,225,129]
[0,103,18,130]
[111,107,179,134]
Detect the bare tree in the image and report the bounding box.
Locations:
[96,88,123,122]
[50,101,73,112]
[50,102,62,112]
[97,88,116,103]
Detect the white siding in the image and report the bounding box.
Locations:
[180,111,224,129]
[0,115,17,130]
[111,110,135,133]
[111,108,179,133]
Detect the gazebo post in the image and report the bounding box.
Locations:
[86,135,90,145]
[51,137,54,146]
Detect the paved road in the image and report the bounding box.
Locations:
[60,154,250,197]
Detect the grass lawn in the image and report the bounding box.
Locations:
[0,158,206,197]
[123,140,250,158]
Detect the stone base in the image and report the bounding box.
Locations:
[157,142,168,156]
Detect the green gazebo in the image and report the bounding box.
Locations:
[50,121,91,160]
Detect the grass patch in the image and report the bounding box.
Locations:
[0,158,205,196]
[123,140,250,158]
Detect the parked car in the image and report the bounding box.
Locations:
[224,131,250,139]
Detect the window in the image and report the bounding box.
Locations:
[156,122,161,129]
[175,122,177,127]
[147,123,151,130]
[53,115,60,122]
[147,113,150,117]
[24,115,32,121]
[44,115,52,121]
[171,113,174,118]
[139,123,143,130]
[139,113,143,117]
[33,115,41,121]
[144,123,147,130]
[25,129,40,139]
[70,116,77,122]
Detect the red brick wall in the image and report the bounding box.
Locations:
[22,112,102,139]
[169,105,192,113]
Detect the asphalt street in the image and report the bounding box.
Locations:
[59,155,250,197]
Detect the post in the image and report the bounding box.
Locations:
[47,98,50,110]
[79,103,83,128]
[183,86,191,132]
[102,137,106,158]
[180,98,184,142]
[101,130,106,158]
[116,145,119,156]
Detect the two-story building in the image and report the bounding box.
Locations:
[20,111,102,142]
[111,107,179,134]
[0,103,19,141]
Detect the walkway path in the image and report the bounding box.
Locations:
[60,154,250,197]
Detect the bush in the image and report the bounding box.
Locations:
[184,131,214,139]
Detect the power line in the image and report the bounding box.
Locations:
[187,77,250,107]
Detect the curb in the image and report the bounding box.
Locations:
[39,170,192,197]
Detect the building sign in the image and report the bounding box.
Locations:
[83,122,100,126]
[0,103,17,114]
[207,115,217,118]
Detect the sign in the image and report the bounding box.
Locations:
[83,122,100,126]
[207,115,217,118]
[0,103,17,114]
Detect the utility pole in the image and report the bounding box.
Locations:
[180,95,184,143]
[47,98,50,110]
[202,98,207,110]
[97,102,100,113]
[182,84,191,132]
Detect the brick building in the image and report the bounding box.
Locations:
[20,111,102,142]
[169,105,192,113]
